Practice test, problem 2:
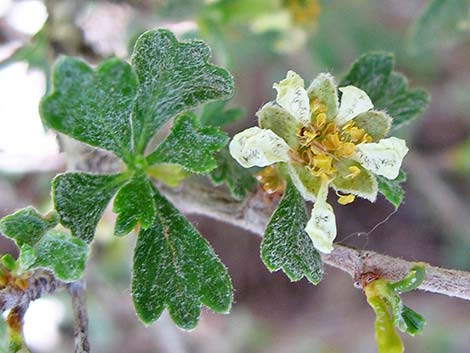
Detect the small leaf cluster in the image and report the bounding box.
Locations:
[0,207,88,282]
[4,29,236,329]
[364,265,426,353]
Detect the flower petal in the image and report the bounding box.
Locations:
[273,71,311,126]
[229,127,290,168]
[332,159,378,202]
[336,86,373,126]
[257,102,301,149]
[306,73,338,121]
[352,137,409,180]
[287,161,323,202]
[305,183,336,254]
[353,111,392,142]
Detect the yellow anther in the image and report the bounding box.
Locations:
[338,194,355,205]
[349,127,366,142]
[315,113,327,129]
[336,142,355,157]
[323,133,341,150]
[313,154,333,169]
[347,166,361,179]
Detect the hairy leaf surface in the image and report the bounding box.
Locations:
[132,188,232,329]
[377,170,407,209]
[131,29,234,154]
[147,113,228,173]
[261,180,323,284]
[52,173,127,243]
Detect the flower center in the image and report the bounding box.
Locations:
[293,98,372,192]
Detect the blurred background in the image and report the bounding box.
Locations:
[0,0,469,352]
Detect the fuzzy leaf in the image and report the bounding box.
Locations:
[0,207,58,247]
[377,170,407,209]
[261,180,323,284]
[131,29,234,154]
[19,231,88,282]
[147,113,228,173]
[52,173,127,243]
[340,53,429,130]
[132,188,232,329]
[209,147,257,200]
[113,175,156,236]
[199,100,244,127]
[40,57,137,162]
[410,0,470,52]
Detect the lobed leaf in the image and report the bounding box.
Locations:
[261,180,323,284]
[131,29,234,154]
[113,174,156,236]
[147,113,228,174]
[377,170,407,209]
[401,306,426,336]
[0,207,58,247]
[19,231,88,282]
[132,187,233,329]
[52,172,127,243]
[209,147,257,200]
[40,57,137,162]
[340,53,429,131]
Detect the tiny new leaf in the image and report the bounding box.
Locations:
[340,52,429,131]
[0,207,58,247]
[19,231,88,282]
[132,188,232,329]
[377,170,407,209]
[146,113,228,173]
[113,175,156,236]
[131,29,234,154]
[261,180,323,284]
[209,147,257,200]
[40,57,137,162]
[52,173,127,243]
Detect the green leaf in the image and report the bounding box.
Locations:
[40,57,137,162]
[0,207,58,247]
[113,175,156,236]
[148,164,189,187]
[340,53,429,130]
[409,0,470,52]
[132,187,232,329]
[401,306,426,336]
[131,29,234,154]
[199,100,244,127]
[209,147,257,200]
[377,170,407,209]
[19,231,88,282]
[261,180,323,284]
[147,113,228,173]
[52,173,127,243]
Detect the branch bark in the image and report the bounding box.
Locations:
[68,280,90,353]
[159,179,470,301]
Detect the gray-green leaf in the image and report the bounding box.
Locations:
[52,172,127,243]
[131,29,234,154]
[0,207,58,247]
[113,175,156,236]
[146,113,228,173]
[19,231,88,282]
[340,53,429,130]
[209,147,257,200]
[261,180,323,284]
[377,170,407,209]
[40,57,137,162]
[132,187,232,329]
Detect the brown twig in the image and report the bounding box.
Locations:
[159,179,470,301]
[67,280,90,353]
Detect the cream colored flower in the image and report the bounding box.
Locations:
[230,71,408,254]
